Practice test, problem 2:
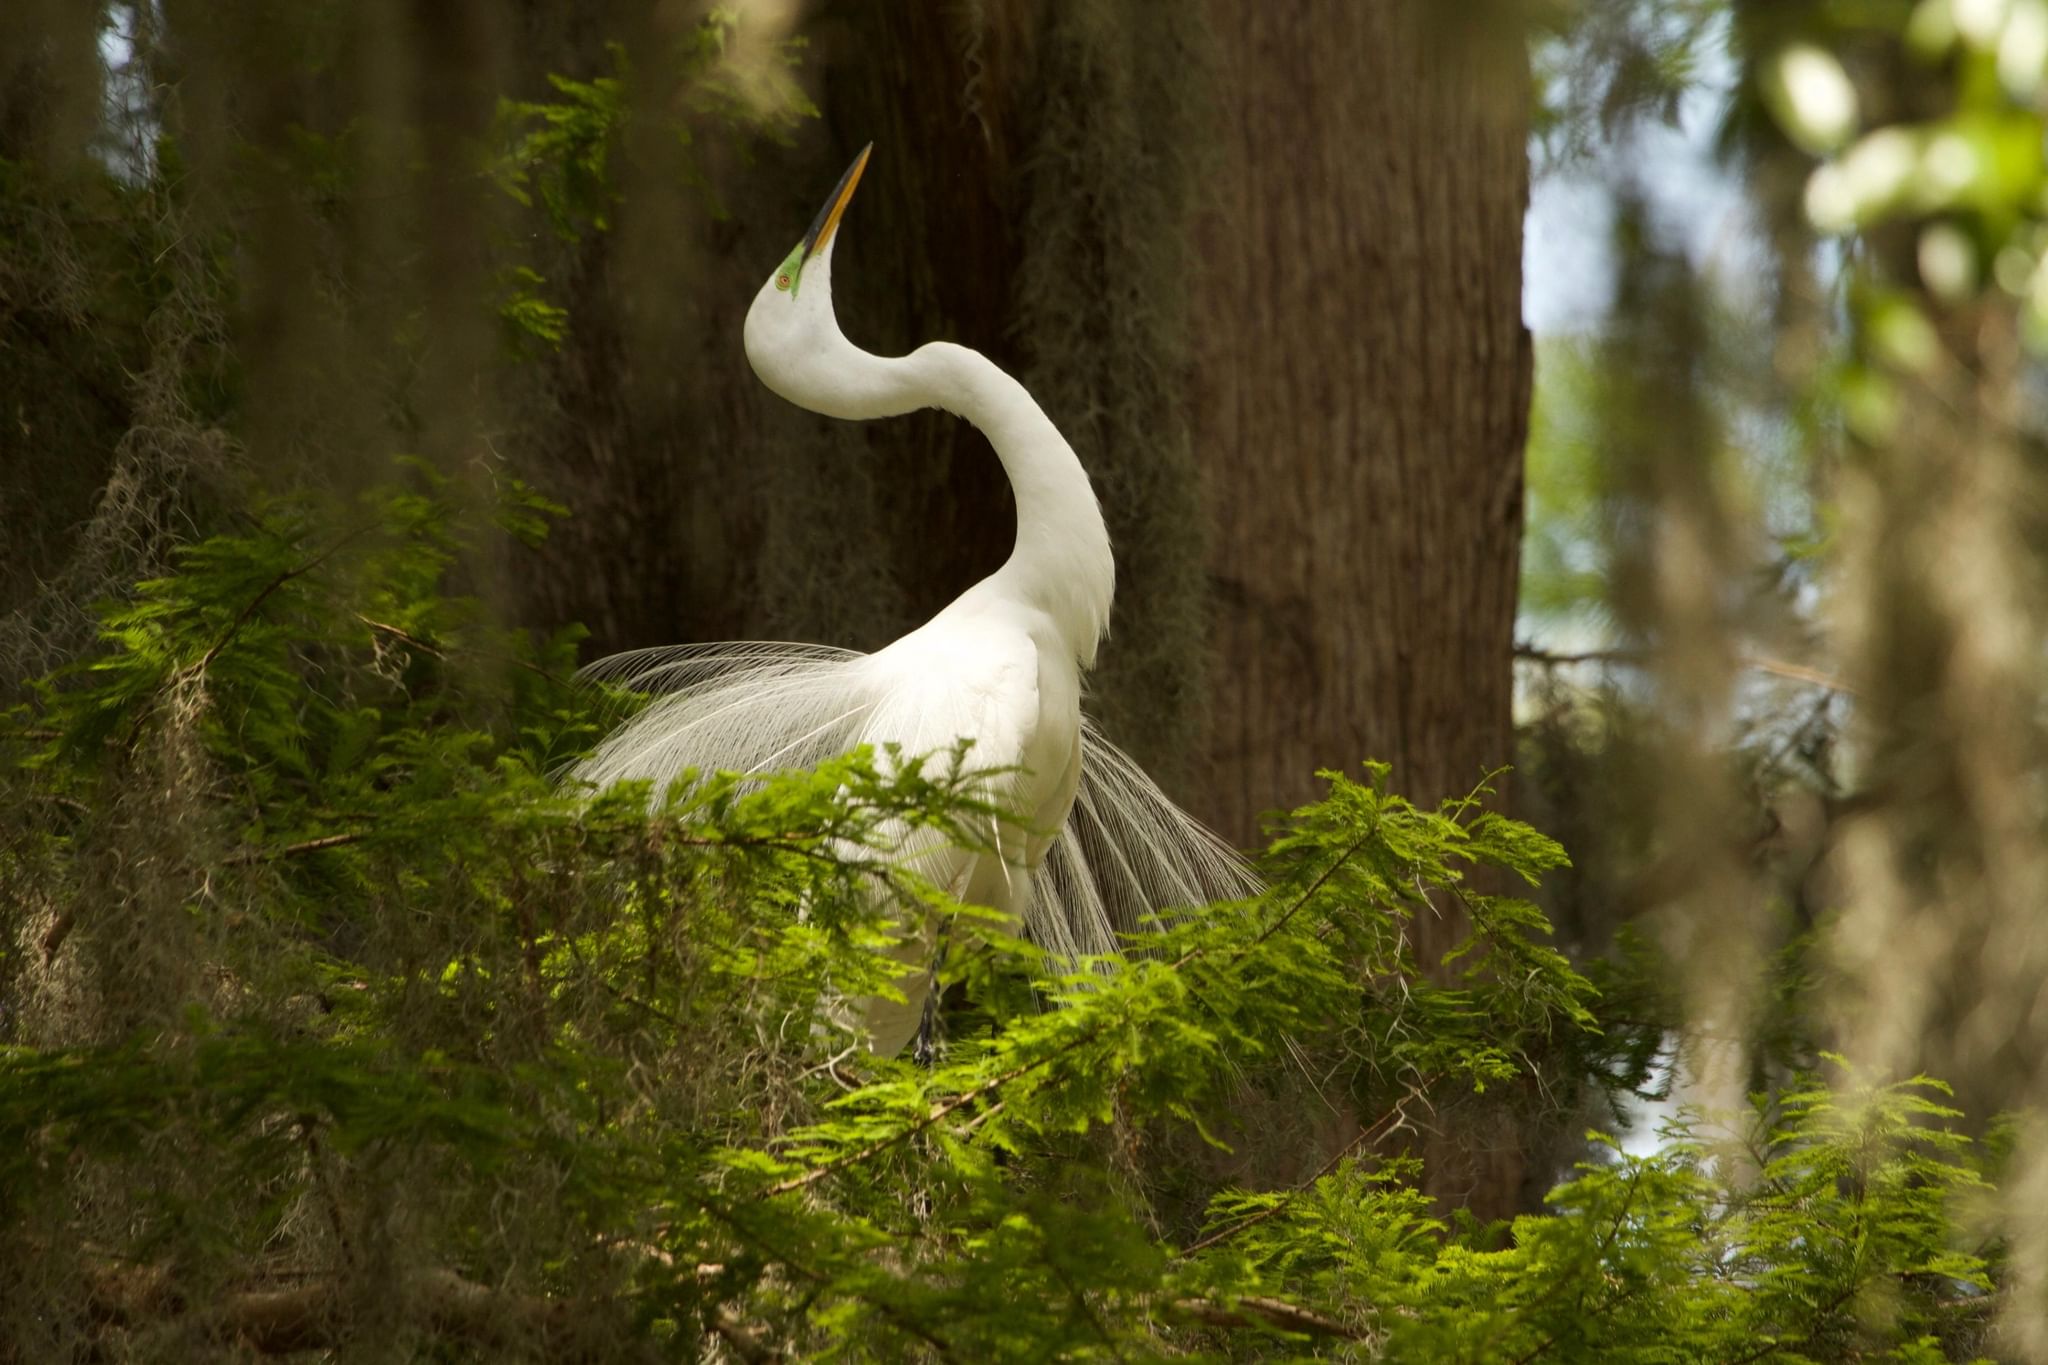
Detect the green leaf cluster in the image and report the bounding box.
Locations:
[0,474,2009,1360]
[488,17,817,357]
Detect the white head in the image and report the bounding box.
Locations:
[742,145,879,419]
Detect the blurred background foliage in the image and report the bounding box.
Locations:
[1518,0,2048,1349]
[7,0,2048,1358]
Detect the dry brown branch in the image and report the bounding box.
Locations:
[219,831,373,865]
[357,614,446,658]
[356,612,573,686]
[1172,1293,1368,1340]
[710,1306,783,1362]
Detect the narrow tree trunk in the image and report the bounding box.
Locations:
[1192,1,1533,1217]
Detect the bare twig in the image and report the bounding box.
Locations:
[1176,1077,1433,1259]
[357,612,574,687]
[1513,643,1855,696]
[194,530,365,675]
[357,614,446,658]
[220,831,372,866]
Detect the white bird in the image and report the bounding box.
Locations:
[575,145,1255,1055]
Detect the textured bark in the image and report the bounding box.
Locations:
[1193,2,1530,877]
[1191,1,1532,1216]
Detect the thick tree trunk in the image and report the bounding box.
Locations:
[1191,1,1533,1216]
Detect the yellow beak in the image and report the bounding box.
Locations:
[802,143,873,262]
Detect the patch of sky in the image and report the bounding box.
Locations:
[95,3,159,185]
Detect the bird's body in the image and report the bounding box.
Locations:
[576,148,1253,1054]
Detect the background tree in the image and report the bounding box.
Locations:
[1188,0,1535,1219]
[1190,2,1532,850]
[3,0,1545,1214]
[11,0,2048,1357]
[1518,1,2048,1349]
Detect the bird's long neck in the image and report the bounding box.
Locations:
[903,341,1112,662]
[749,246,1113,664]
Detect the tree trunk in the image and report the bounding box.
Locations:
[1191,0,1533,1217]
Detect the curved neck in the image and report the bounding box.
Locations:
[823,338,1115,666]
[914,343,1112,656]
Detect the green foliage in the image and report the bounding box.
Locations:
[489,18,816,355]
[495,60,632,243]
[0,478,2011,1359]
[1521,338,1618,634]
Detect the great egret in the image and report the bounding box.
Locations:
[575,146,1254,1055]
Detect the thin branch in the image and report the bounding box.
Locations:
[39,909,78,961]
[1224,830,1376,964]
[220,831,372,866]
[194,530,365,675]
[1172,1293,1368,1341]
[83,1263,593,1355]
[759,816,1404,1200]
[1051,1255,1128,1363]
[1499,1165,1646,1365]
[1514,643,1856,695]
[757,833,1383,1200]
[1515,644,1645,667]
[357,613,574,687]
[297,1116,355,1274]
[592,974,686,1029]
[1722,1278,1865,1365]
[1507,1278,1655,1365]
[209,814,930,881]
[357,614,446,658]
[689,1200,962,1362]
[710,1306,783,1363]
[1740,654,1852,693]
[1176,1077,1432,1259]
[756,1029,1099,1199]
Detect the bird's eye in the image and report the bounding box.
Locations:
[775,273,792,292]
